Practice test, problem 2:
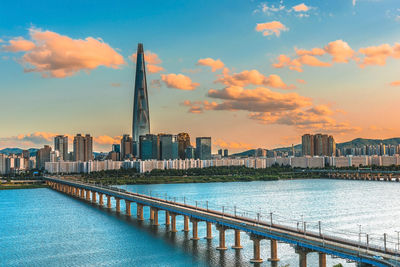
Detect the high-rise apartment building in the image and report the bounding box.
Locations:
[54,135,68,161]
[196,137,212,160]
[185,146,195,159]
[177,132,190,159]
[36,145,51,169]
[73,134,93,161]
[132,43,150,156]
[302,134,314,156]
[302,134,335,156]
[121,135,133,160]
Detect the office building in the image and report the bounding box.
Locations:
[54,135,68,161]
[196,137,212,160]
[132,43,150,156]
[139,134,159,160]
[177,132,190,159]
[185,146,195,159]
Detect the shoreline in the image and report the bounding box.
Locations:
[0,184,48,190]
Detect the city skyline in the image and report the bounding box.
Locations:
[1,0,400,152]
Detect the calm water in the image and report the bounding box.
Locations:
[1,179,400,266]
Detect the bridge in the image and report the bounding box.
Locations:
[298,169,400,182]
[44,176,400,267]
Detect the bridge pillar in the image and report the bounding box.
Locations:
[150,207,154,221]
[170,213,177,232]
[250,235,263,263]
[99,193,104,206]
[190,218,200,240]
[125,200,131,216]
[152,208,159,226]
[205,222,212,239]
[232,229,242,249]
[319,252,326,267]
[183,215,189,232]
[165,211,170,226]
[92,191,97,203]
[80,188,84,198]
[295,246,310,267]
[116,198,121,213]
[86,190,91,201]
[268,239,279,263]
[216,225,227,250]
[107,195,111,208]
[137,203,144,221]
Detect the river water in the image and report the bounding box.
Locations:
[1,179,399,266]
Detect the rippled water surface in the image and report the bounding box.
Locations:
[1,179,399,266]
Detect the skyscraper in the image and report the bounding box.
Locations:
[302,134,314,156]
[132,43,150,156]
[120,134,133,160]
[54,135,68,161]
[139,134,159,160]
[36,145,51,169]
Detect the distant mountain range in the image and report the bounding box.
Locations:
[0,148,39,157]
[231,137,400,157]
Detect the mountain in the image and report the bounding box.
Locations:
[0,148,39,157]
[231,137,400,157]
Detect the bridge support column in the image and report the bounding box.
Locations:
[116,198,121,213]
[170,213,177,232]
[165,211,170,226]
[86,190,91,201]
[319,252,326,267]
[232,229,243,249]
[250,235,263,263]
[183,215,189,232]
[125,200,131,216]
[99,193,104,206]
[295,246,310,267]
[216,225,227,250]
[150,207,154,221]
[80,188,84,198]
[268,239,279,263]
[205,222,212,239]
[152,208,159,226]
[137,203,144,221]
[107,195,111,208]
[190,218,200,240]
[92,191,97,203]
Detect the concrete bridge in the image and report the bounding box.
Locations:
[44,176,400,267]
[299,169,400,182]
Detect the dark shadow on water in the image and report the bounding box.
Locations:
[56,191,251,267]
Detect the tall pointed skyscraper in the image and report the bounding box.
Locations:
[132,43,150,156]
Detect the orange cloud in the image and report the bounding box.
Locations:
[295,47,325,56]
[197,58,225,72]
[293,3,309,12]
[94,135,121,145]
[182,100,218,113]
[5,28,125,78]
[3,37,36,52]
[273,55,303,72]
[390,80,400,86]
[297,79,306,84]
[131,50,164,73]
[255,21,288,37]
[359,44,392,67]
[161,73,200,90]
[298,55,332,67]
[324,40,355,63]
[216,69,294,89]
[214,139,254,150]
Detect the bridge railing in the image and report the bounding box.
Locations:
[119,187,400,255]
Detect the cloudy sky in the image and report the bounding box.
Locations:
[1,0,400,152]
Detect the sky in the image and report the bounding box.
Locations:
[1,0,400,152]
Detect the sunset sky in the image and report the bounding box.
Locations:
[1,0,400,152]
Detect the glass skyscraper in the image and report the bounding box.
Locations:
[132,43,150,156]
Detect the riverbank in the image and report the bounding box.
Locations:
[0,184,47,190]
